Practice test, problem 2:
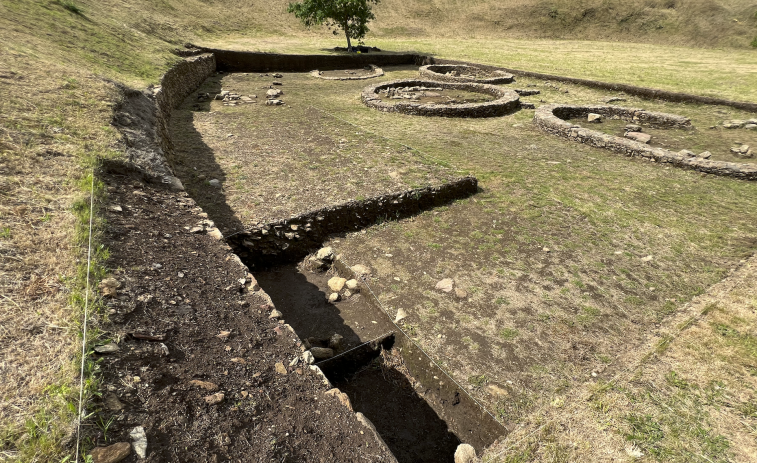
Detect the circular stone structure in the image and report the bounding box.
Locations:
[362,79,521,118]
[534,104,757,180]
[310,65,384,81]
[419,64,515,85]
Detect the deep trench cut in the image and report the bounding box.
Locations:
[253,258,506,463]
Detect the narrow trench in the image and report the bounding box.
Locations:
[254,262,503,463]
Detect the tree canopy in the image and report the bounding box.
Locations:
[287,0,380,51]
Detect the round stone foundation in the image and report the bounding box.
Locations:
[534,104,757,180]
[310,64,384,81]
[419,64,514,85]
[361,79,520,118]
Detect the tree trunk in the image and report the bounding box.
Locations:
[344,27,352,52]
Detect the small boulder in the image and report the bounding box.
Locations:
[625,132,651,144]
[266,89,282,98]
[328,292,340,303]
[95,343,119,354]
[587,113,602,123]
[454,443,477,463]
[345,279,359,291]
[435,278,454,293]
[269,309,283,319]
[90,442,131,463]
[328,277,347,292]
[265,99,284,106]
[302,350,315,364]
[129,426,147,459]
[272,73,283,78]
[204,392,225,404]
[677,149,695,158]
[208,179,221,187]
[310,347,334,359]
[625,124,642,133]
[316,246,335,262]
[697,151,713,159]
[351,264,371,277]
[394,308,408,323]
[745,123,757,130]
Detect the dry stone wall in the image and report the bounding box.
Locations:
[534,104,757,180]
[419,64,514,85]
[310,64,384,80]
[362,79,521,118]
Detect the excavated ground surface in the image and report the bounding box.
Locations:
[170,66,457,235]
[92,172,395,462]
[166,64,757,453]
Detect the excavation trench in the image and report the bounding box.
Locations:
[254,259,506,463]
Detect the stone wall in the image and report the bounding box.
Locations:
[419,64,514,85]
[362,79,521,118]
[198,48,423,72]
[427,58,757,113]
[310,64,384,80]
[227,177,479,268]
[534,104,757,180]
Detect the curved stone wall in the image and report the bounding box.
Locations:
[419,64,514,85]
[534,104,757,180]
[362,79,520,118]
[310,64,385,80]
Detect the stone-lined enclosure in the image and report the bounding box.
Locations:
[362,79,521,118]
[419,64,514,85]
[534,104,757,180]
[310,64,385,80]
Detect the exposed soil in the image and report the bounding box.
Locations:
[377,87,495,105]
[91,171,395,462]
[568,116,757,162]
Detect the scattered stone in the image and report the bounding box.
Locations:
[129,426,147,459]
[265,99,284,106]
[394,308,408,323]
[542,247,550,252]
[723,120,746,129]
[678,149,695,158]
[204,392,225,405]
[207,228,223,240]
[316,246,335,262]
[325,388,353,410]
[328,333,343,350]
[289,357,299,367]
[454,443,477,463]
[435,278,454,293]
[90,442,131,463]
[269,309,283,319]
[345,279,359,291]
[216,331,231,340]
[104,393,125,411]
[587,113,602,123]
[625,132,652,144]
[454,288,468,299]
[625,124,642,133]
[731,144,753,157]
[189,380,219,391]
[108,205,123,212]
[697,151,713,159]
[274,362,287,375]
[303,350,315,364]
[99,278,119,297]
[745,123,757,130]
[310,347,334,359]
[328,276,347,292]
[351,264,371,277]
[486,384,509,397]
[328,292,340,303]
[208,179,221,187]
[272,73,283,78]
[266,89,282,98]
[641,255,654,262]
[95,343,119,354]
[605,97,626,103]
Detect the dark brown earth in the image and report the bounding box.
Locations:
[89,170,395,462]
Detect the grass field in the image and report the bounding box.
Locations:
[1,0,756,461]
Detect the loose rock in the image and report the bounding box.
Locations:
[454,288,468,299]
[95,343,119,354]
[204,392,225,404]
[104,393,125,411]
[351,264,371,277]
[325,388,353,411]
[698,151,713,159]
[328,276,347,292]
[435,278,454,293]
[587,113,602,123]
[274,362,287,375]
[90,442,131,463]
[310,347,334,359]
[189,380,219,391]
[625,132,652,144]
[265,99,284,106]
[99,278,119,297]
[328,333,343,350]
[454,443,477,463]
[328,292,340,303]
[208,179,221,187]
[316,246,335,262]
[394,308,408,323]
[269,309,283,319]
[345,279,359,291]
[129,426,147,459]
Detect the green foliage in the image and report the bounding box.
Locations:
[751,35,757,48]
[287,0,380,49]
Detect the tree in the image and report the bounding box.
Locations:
[287,0,380,51]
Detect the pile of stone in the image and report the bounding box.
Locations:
[197,90,257,106]
[381,86,444,101]
[722,119,757,130]
[622,123,652,144]
[730,143,753,158]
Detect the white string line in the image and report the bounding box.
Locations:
[314,331,395,367]
[74,172,95,463]
[339,257,502,426]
